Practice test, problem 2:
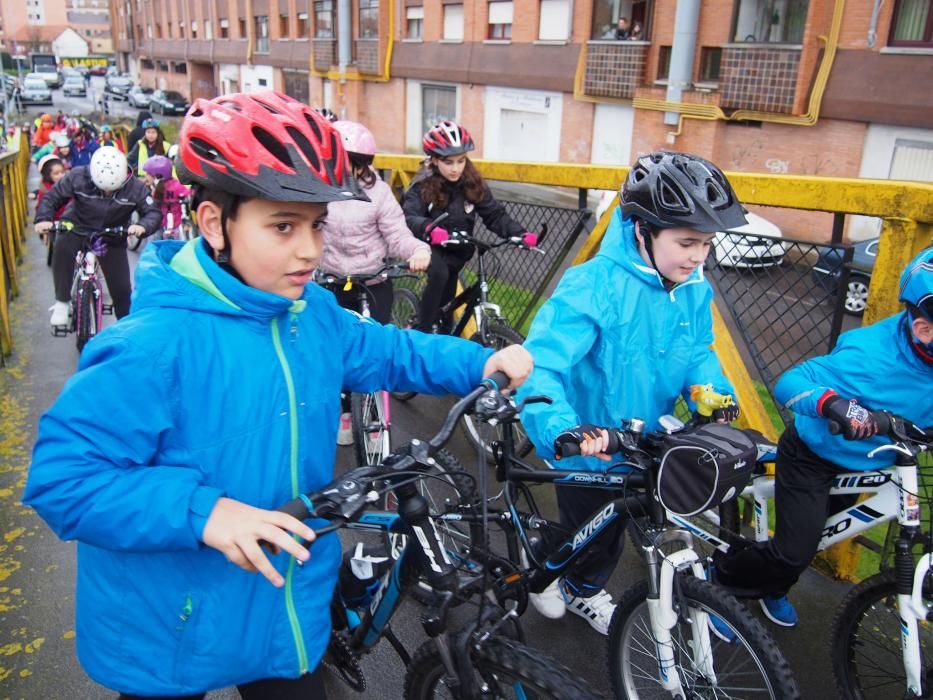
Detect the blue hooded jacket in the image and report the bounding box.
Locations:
[24,238,493,695]
[777,312,933,470]
[517,210,732,470]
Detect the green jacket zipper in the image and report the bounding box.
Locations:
[270,317,309,675]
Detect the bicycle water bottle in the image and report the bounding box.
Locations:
[338,542,391,609]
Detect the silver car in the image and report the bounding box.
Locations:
[62,75,87,97]
[21,77,53,105]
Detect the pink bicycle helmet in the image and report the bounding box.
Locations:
[332,120,377,157]
[143,155,174,180]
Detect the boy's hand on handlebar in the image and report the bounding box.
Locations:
[819,394,879,440]
[429,227,449,246]
[521,232,538,248]
[555,425,613,461]
[482,345,533,390]
[35,221,52,235]
[408,248,431,272]
[201,497,316,588]
[127,224,146,237]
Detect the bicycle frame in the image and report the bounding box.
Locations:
[437,238,511,342]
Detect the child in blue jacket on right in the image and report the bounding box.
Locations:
[715,246,933,627]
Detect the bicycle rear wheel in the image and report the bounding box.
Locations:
[390,287,420,402]
[609,575,799,699]
[350,391,391,466]
[405,636,602,699]
[460,323,533,459]
[831,570,933,699]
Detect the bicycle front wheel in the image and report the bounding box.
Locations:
[461,323,532,459]
[609,576,799,699]
[350,391,391,466]
[831,570,932,699]
[74,279,101,352]
[405,636,603,699]
[390,287,420,402]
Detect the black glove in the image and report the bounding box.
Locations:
[554,424,614,459]
[712,404,740,423]
[819,394,879,441]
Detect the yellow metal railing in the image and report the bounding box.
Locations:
[0,131,33,356]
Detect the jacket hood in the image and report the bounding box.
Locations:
[132,239,307,321]
[596,208,705,296]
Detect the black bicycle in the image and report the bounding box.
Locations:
[272,373,604,699]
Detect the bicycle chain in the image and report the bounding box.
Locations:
[322,630,366,693]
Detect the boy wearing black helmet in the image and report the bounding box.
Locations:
[516,151,744,635]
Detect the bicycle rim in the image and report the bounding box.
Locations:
[612,577,797,699]
[351,392,391,466]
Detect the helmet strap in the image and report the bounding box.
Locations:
[637,220,674,290]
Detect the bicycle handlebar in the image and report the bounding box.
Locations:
[828,411,932,448]
[315,260,412,287]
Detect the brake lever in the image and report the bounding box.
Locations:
[515,395,553,412]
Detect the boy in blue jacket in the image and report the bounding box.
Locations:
[516,152,745,634]
[23,92,532,700]
[715,246,933,627]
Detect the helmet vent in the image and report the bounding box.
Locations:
[304,114,324,144]
[252,126,293,169]
[190,108,204,118]
[252,98,282,115]
[218,100,243,113]
[286,126,321,171]
[189,137,222,163]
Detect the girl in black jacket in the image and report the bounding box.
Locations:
[401,120,536,332]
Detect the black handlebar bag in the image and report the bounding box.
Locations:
[656,423,757,516]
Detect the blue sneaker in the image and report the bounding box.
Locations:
[759,595,798,627]
[707,613,737,643]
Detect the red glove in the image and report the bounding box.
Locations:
[429,227,449,246]
[521,232,538,247]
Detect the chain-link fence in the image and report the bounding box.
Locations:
[396,200,591,336]
[707,231,862,424]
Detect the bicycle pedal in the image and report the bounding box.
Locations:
[50,325,70,337]
[101,304,114,315]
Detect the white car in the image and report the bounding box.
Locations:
[20,77,53,105]
[713,212,785,268]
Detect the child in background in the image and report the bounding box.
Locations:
[142,154,191,240]
[98,125,124,151]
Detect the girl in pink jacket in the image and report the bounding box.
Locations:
[320,120,430,323]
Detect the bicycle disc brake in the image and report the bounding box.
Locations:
[322,630,366,692]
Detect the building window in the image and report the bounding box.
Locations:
[255,15,269,51]
[406,6,424,39]
[205,20,213,39]
[280,13,289,36]
[698,46,722,82]
[179,21,185,38]
[422,84,456,133]
[590,0,652,39]
[190,21,197,38]
[732,0,808,43]
[173,61,187,74]
[359,0,379,38]
[443,3,464,40]
[157,60,169,71]
[889,0,933,45]
[239,18,247,38]
[488,0,513,39]
[219,18,229,38]
[141,58,154,69]
[539,0,570,40]
[315,0,334,37]
[155,22,162,38]
[297,12,309,35]
[147,23,153,38]
[656,44,671,80]
[284,70,310,102]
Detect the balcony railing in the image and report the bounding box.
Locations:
[312,38,336,71]
[354,38,380,74]
[582,40,649,99]
[719,44,802,113]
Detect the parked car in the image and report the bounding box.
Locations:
[126,86,154,109]
[149,90,190,115]
[712,212,786,268]
[62,75,87,97]
[20,77,53,106]
[104,74,134,100]
[89,64,109,76]
[812,237,879,316]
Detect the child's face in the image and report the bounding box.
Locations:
[637,225,713,283]
[143,172,155,188]
[145,128,158,142]
[48,163,65,183]
[202,198,328,299]
[433,154,467,182]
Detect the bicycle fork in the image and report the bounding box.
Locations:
[643,535,715,697]
[895,465,926,697]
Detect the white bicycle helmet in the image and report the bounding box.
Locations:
[90,147,129,192]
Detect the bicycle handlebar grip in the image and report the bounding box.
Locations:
[484,370,510,390]
[827,410,891,437]
[276,495,312,521]
[554,428,622,459]
[424,211,449,234]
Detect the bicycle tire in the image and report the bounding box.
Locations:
[830,570,932,699]
[350,391,391,467]
[46,235,53,267]
[378,448,485,604]
[404,635,603,699]
[609,575,799,699]
[390,287,421,402]
[460,323,533,459]
[75,279,99,352]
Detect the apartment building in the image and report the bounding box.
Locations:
[111,0,932,237]
[1,0,113,54]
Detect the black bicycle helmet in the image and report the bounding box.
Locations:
[621,152,747,233]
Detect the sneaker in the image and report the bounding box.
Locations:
[563,587,616,635]
[337,412,353,446]
[49,301,70,327]
[529,578,567,620]
[759,595,798,627]
[708,613,738,643]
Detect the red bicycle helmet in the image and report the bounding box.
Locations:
[422,120,475,158]
[176,91,364,203]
